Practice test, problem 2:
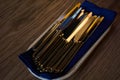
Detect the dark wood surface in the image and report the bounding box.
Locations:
[0,0,120,80]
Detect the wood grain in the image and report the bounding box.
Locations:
[0,0,120,80]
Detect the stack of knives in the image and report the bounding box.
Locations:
[32,3,104,73]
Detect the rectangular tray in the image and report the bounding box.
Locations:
[19,1,116,80]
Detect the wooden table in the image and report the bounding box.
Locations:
[0,0,120,80]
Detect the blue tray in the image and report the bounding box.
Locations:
[19,1,116,79]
